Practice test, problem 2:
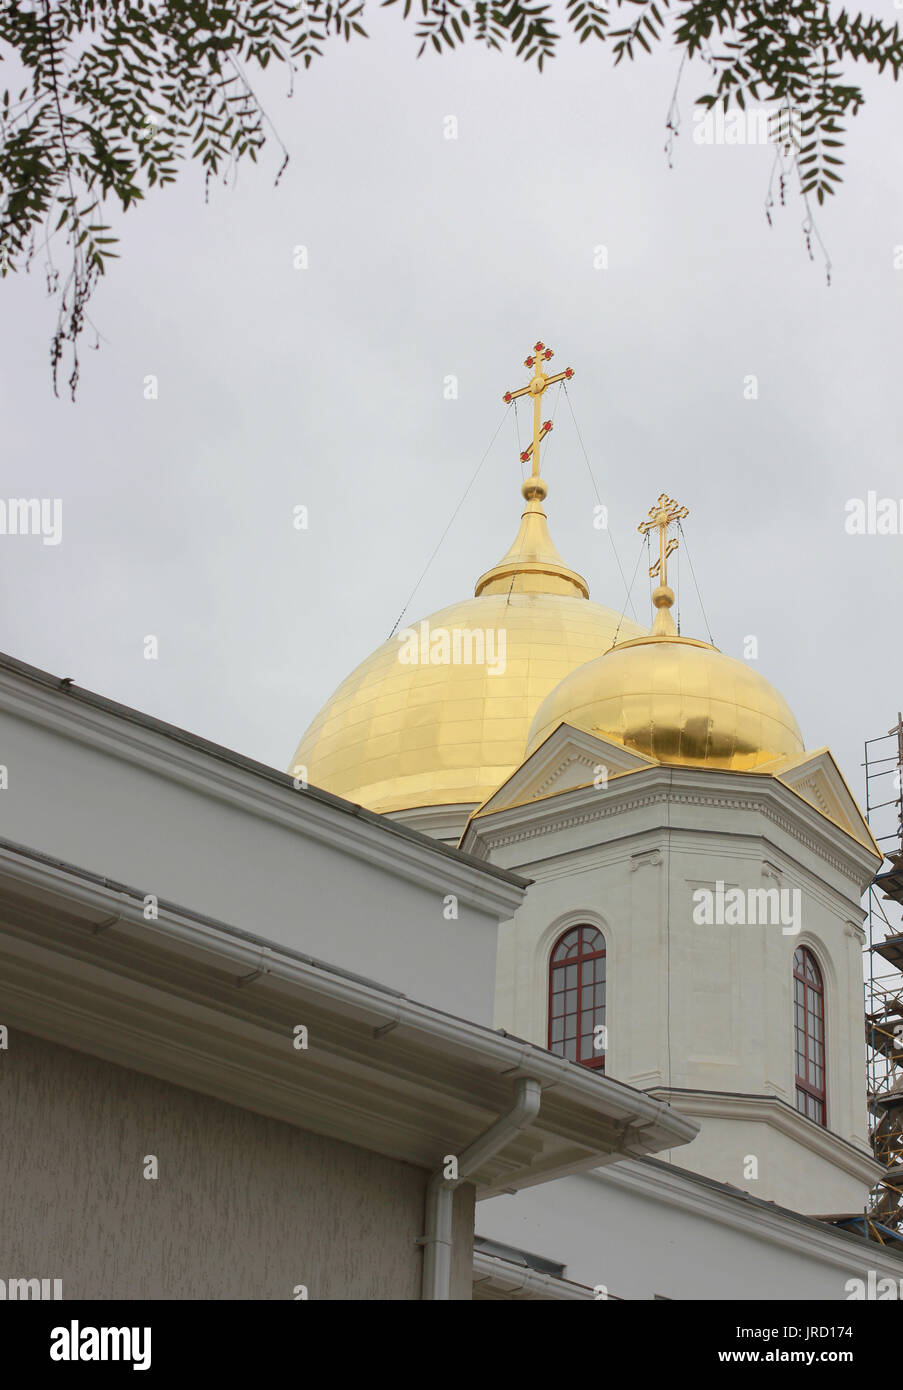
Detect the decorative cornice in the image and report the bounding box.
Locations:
[465,769,876,889]
[844,920,867,946]
[669,786,875,881]
[630,848,663,873]
[534,751,596,801]
[645,1087,880,1185]
[796,774,833,819]
[773,747,882,858]
[471,726,654,823]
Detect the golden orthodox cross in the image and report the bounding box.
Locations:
[502,341,574,476]
[638,493,689,589]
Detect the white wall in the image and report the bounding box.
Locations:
[487,769,877,1210]
[0,664,519,1024]
[479,1160,903,1301]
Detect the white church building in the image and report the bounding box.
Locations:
[3,349,902,1298]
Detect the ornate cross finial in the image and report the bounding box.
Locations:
[502,341,574,479]
[638,493,689,592]
[637,493,689,636]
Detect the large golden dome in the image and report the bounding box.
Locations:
[290,475,646,814]
[527,585,804,770]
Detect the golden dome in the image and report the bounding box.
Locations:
[527,583,804,770]
[289,477,646,814]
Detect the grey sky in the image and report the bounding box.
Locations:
[0,5,900,817]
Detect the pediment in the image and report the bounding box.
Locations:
[471,722,656,819]
[762,747,880,857]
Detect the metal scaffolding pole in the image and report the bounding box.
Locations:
[864,714,903,1233]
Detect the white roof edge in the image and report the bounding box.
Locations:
[472,1251,596,1300]
[0,659,528,917]
[0,839,699,1161]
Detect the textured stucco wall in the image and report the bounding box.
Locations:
[2,1031,473,1300]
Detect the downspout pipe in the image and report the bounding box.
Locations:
[421,1076,542,1301]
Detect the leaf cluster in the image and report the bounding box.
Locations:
[2,0,901,395]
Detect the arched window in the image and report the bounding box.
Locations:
[548,925,606,1071]
[793,947,826,1126]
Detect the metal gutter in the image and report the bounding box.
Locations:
[0,839,700,1149]
[422,1078,542,1300]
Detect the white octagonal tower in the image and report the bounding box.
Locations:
[462,498,881,1214]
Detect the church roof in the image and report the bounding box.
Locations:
[288,486,644,816]
[0,833,699,1190]
[526,492,806,774]
[0,648,528,892]
[288,344,647,816]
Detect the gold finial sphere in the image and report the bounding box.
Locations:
[522,476,548,502]
[652,584,674,609]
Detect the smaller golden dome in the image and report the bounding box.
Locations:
[526,506,804,770]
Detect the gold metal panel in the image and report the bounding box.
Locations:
[528,635,804,770]
[290,591,645,813]
[288,450,804,813]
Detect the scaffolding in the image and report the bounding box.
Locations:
[864,714,903,1234]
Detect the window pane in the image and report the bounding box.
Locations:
[792,950,825,1125]
[549,926,608,1075]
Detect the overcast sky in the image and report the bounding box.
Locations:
[0,4,901,845]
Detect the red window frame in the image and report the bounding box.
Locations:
[548,925,606,1071]
[793,946,826,1127]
